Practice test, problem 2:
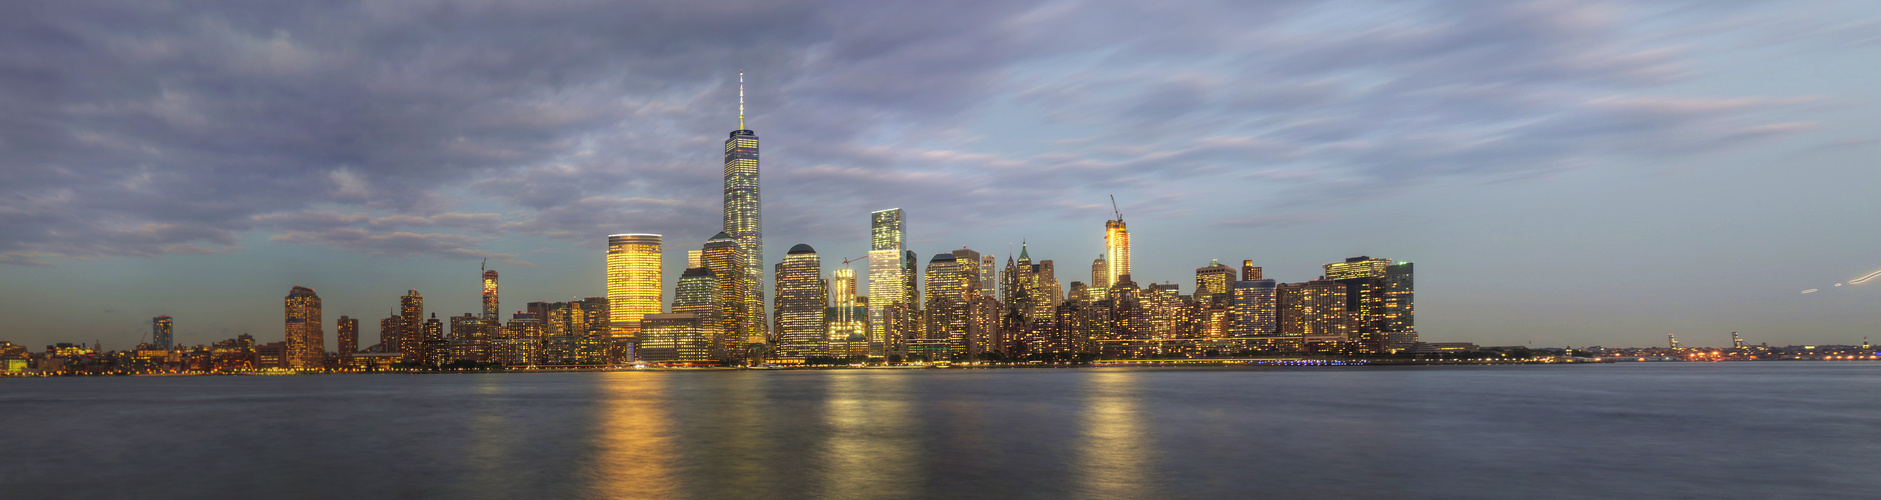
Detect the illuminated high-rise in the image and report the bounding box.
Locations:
[724,72,767,344]
[774,244,827,360]
[1325,256,1391,280]
[1380,261,1415,350]
[151,316,174,350]
[1195,260,1237,301]
[866,249,903,357]
[924,253,972,357]
[871,209,904,251]
[1277,280,1349,349]
[646,265,720,364]
[1090,254,1109,301]
[284,286,323,370]
[1230,280,1277,337]
[399,290,424,362]
[828,266,866,355]
[337,316,358,361]
[607,234,664,340]
[866,209,906,357]
[1242,260,1262,281]
[1105,219,1129,286]
[701,232,750,361]
[481,269,499,321]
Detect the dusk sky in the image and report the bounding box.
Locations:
[2,0,1877,351]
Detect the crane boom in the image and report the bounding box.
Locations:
[1110,194,1122,221]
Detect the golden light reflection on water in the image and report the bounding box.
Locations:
[821,372,919,499]
[1079,370,1151,499]
[467,376,511,496]
[589,372,678,500]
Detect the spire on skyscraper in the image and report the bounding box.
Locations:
[738,69,745,131]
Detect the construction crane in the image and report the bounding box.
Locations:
[841,255,868,267]
[1110,194,1122,221]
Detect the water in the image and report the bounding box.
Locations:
[3,363,1878,499]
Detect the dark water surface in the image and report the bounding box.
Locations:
[4,363,1879,499]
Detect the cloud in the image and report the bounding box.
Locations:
[0,0,1862,266]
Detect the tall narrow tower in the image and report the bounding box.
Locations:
[724,70,767,340]
[1105,196,1130,287]
[607,233,664,340]
[481,266,499,322]
[284,286,323,370]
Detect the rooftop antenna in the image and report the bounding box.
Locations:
[738,69,745,130]
[1110,194,1122,221]
[481,258,486,272]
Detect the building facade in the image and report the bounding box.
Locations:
[284,286,323,370]
[606,233,663,341]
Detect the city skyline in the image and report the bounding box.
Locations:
[2,1,1879,351]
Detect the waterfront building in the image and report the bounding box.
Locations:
[284,286,323,370]
[607,233,663,340]
[378,313,402,353]
[152,316,174,350]
[701,232,750,362]
[399,290,424,363]
[337,316,358,362]
[1090,255,1109,301]
[774,244,828,360]
[724,73,767,344]
[923,253,971,358]
[827,266,867,358]
[1230,280,1278,338]
[1381,261,1415,350]
[1277,279,1349,350]
[640,314,713,363]
[421,314,445,366]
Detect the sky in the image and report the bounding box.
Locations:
[1,0,1878,351]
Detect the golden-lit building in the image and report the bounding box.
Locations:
[701,232,750,362]
[1325,256,1391,280]
[724,74,767,345]
[923,253,971,358]
[1105,219,1129,287]
[640,313,712,363]
[1194,260,1237,302]
[482,269,500,321]
[399,290,424,363]
[1278,280,1349,349]
[284,286,323,370]
[1089,255,1109,301]
[607,233,663,340]
[774,244,827,360]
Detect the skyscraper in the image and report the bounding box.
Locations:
[866,209,906,357]
[1195,260,1237,301]
[337,316,358,362]
[482,269,499,322]
[774,244,827,360]
[1090,254,1109,301]
[1380,261,1415,351]
[284,286,323,370]
[924,253,972,358]
[607,233,664,340]
[1277,280,1349,350]
[1230,280,1277,337]
[724,72,766,343]
[701,232,750,362]
[871,208,904,251]
[1325,256,1391,280]
[645,265,720,364]
[399,290,424,363]
[151,316,174,350]
[1242,260,1262,281]
[1105,219,1130,287]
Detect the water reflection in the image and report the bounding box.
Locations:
[589,373,678,499]
[820,372,919,499]
[466,376,511,498]
[1078,370,1153,499]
